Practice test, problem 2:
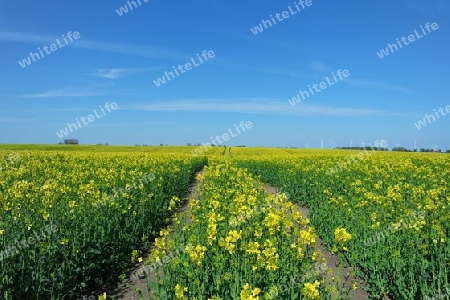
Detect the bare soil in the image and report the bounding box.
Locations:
[110,169,204,300]
[263,184,369,300]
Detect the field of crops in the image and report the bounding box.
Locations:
[0,149,205,299]
[233,149,450,299]
[0,146,449,299]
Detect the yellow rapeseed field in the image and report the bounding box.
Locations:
[0,146,448,299]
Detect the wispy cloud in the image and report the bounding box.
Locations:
[255,61,412,93]
[20,82,149,98]
[122,98,397,117]
[0,107,93,113]
[22,88,111,98]
[181,127,205,132]
[0,31,189,61]
[343,78,411,93]
[90,68,157,79]
[0,118,36,123]
[309,60,328,71]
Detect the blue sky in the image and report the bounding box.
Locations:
[0,0,449,149]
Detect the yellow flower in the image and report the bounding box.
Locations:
[254,228,263,239]
[219,230,242,254]
[159,228,170,237]
[264,212,281,234]
[240,283,261,300]
[185,244,207,266]
[303,281,320,300]
[98,292,107,300]
[246,242,261,255]
[300,228,316,246]
[296,246,304,259]
[175,284,188,299]
[207,222,217,245]
[334,227,352,248]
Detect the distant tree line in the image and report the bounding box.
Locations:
[337,146,388,151]
[392,147,447,153]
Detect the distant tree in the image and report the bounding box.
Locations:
[64,139,79,145]
[420,148,435,152]
[160,144,163,146]
[186,143,192,146]
[392,147,409,152]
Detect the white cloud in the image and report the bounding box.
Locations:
[343,78,411,93]
[90,68,156,79]
[309,60,328,71]
[21,83,147,98]
[122,98,396,117]
[254,65,411,93]
[0,118,36,123]
[22,89,110,98]
[0,31,189,61]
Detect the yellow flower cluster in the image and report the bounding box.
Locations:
[185,244,208,266]
[303,281,320,300]
[334,227,352,251]
[151,161,331,298]
[0,149,207,299]
[240,283,261,300]
[219,230,242,254]
[175,284,189,299]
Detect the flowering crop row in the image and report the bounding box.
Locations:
[144,161,348,299]
[0,151,206,299]
[234,150,450,299]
